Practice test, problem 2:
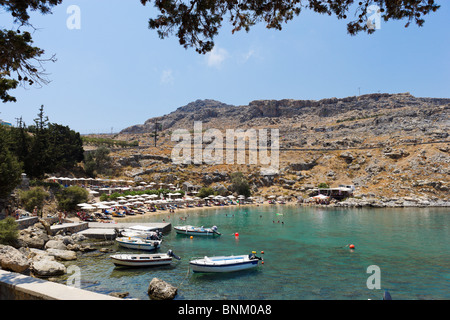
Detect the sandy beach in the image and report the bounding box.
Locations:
[84,200,299,224]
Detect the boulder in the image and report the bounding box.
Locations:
[0,245,30,273]
[44,240,67,250]
[339,151,355,163]
[147,278,177,300]
[46,248,77,261]
[17,226,49,249]
[32,259,66,277]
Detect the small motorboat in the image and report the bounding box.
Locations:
[115,237,161,251]
[189,251,263,273]
[115,225,163,240]
[111,250,181,267]
[174,225,221,237]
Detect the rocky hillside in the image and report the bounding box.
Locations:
[103,92,450,205]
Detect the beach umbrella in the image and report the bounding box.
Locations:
[96,204,111,209]
[227,195,236,199]
[77,203,91,207]
[80,205,96,210]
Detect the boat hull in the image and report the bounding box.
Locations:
[174,226,221,237]
[115,237,161,251]
[111,254,172,267]
[189,255,259,273]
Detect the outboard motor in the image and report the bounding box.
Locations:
[211,226,221,235]
[167,250,181,260]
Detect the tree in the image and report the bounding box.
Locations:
[0,217,19,246]
[230,172,251,197]
[0,1,441,101]
[55,185,88,212]
[83,146,113,177]
[198,187,215,198]
[0,126,23,199]
[26,105,51,179]
[0,0,60,102]
[142,0,441,54]
[18,186,49,214]
[46,123,84,171]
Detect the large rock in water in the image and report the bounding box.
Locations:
[31,259,66,277]
[0,245,30,273]
[147,278,177,300]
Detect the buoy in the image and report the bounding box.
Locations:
[235,232,239,237]
[262,261,264,264]
[190,236,193,239]
[261,251,264,254]
[349,244,355,249]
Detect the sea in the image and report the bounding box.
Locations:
[60,205,450,300]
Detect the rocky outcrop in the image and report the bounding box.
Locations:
[120,93,450,134]
[0,245,30,273]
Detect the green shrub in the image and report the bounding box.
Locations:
[230,172,251,197]
[56,185,89,211]
[318,183,330,189]
[0,217,19,246]
[18,186,49,213]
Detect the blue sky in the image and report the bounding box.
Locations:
[1,0,449,134]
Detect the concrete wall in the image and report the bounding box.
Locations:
[0,269,121,300]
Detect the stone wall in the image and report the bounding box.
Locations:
[0,269,121,300]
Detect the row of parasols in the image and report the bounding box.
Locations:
[77,194,253,211]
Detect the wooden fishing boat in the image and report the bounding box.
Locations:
[111,250,180,267]
[189,252,263,273]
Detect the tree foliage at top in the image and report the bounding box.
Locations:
[0,0,441,101]
[141,0,440,53]
[0,0,60,102]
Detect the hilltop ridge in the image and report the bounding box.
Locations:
[90,92,450,206]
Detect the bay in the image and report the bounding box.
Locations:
[61,205,450,300]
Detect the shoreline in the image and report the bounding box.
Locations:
[104,198,450,224]
[114,201,277,223]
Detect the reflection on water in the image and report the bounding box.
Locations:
[59,206,450,300]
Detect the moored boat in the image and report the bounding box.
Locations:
[111,250,181,267]
[174,225,221,237]
[189,251,263,273]
[115,225,163,240]
[115,236,161,251]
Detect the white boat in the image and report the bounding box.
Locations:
[174,225,221,237]
[189,252,263,273]
[115,237,161,251]
[116,225,163,240]
[111,250,180,267]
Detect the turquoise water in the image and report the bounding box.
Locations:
[64,205,450,300]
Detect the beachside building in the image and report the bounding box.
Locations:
[182,182,201,195]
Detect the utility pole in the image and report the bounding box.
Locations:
[153,120,161,147]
